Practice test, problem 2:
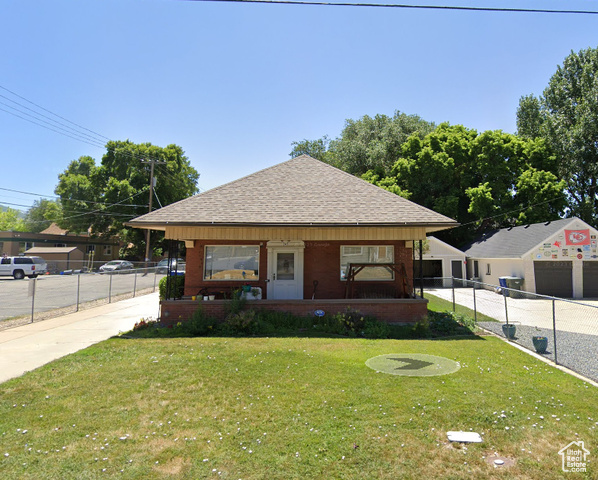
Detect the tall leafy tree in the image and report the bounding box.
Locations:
[56,141,199,258]
[517,47,598,226]
[365,124,565,245]
[290,111,435,176]
[0,207,26,231]
[24,199,63,233]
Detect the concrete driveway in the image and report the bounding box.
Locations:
[427,287,598,336]
[0,292,159,384]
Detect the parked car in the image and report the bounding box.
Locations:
[29,256,48,275]
[98,260,135,273]
[0,255,45,279]
[156,258,186,274]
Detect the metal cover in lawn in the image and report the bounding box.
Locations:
[366,353,460,376]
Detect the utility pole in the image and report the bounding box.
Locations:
[141,158,166,268]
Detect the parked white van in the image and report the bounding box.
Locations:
[0,256,46,279]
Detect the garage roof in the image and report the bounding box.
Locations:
[463,218,578,258]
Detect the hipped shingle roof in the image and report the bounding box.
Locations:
[128,155,457,229]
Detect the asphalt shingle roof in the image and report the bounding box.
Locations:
[462,218,577,258]
[129,155,458,228]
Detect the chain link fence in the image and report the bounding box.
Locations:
[423,277,598,383]
[0,268,165,329]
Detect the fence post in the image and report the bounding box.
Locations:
[552,299,558,365]
[76,274,81,312]
[153,268,157,292]
[472,281,477,323]
[109,274,113,303]
[451,277,455,312]
[133,270,138,298]
[29,278,37,323]
[503,292,509,327]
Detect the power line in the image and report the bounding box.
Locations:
[0,106,106,149]
[0,85,110,141]
[0,94,107,146]
[0,85,175,167]
[182,0,598,15]
[0,187,148,208]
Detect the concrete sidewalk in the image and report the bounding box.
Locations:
[0,292,159,384]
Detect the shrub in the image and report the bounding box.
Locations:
[224,289,246,315]
[362,319,391,339]
[133,317,158,331]
[427,311,477,337]
[222,309,260,335]
[183,307,217,336]
[331,308,369,336]
[158,275,185,300]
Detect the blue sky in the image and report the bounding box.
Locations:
[2,0,597,212]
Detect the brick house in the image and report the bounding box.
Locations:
[128,155,458,323]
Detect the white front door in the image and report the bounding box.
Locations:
[267,242,304,299]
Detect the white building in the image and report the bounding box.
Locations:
[463,218,598,299]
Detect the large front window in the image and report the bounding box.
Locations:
[340,245,394,281]
[204,245,260,281]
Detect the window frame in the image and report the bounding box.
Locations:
[204,245,260,281]
[340,245,395,281]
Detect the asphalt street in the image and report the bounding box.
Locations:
[0,272,163,322]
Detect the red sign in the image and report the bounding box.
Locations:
[565,229,590,246]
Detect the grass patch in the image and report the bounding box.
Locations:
[1,336,596,479]
[425,292,498,323]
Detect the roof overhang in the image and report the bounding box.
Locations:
[126,221,459,230]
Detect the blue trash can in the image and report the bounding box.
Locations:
[498,277,509,297]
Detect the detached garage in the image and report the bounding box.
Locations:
[463,218,598,299]
[416,236,467,287]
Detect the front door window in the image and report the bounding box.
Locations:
[276,252,295,280]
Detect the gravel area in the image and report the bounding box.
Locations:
[480,322,598,383]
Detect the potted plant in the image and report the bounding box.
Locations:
[502,323,516,340]
[532,335,548,354]
[251,288,260,298]
[242,283,252,293]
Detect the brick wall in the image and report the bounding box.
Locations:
[160,297,428,326]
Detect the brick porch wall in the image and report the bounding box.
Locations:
[160,297,428,326]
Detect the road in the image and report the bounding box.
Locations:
[0,271,163,322]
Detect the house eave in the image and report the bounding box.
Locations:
[126,221,459,230]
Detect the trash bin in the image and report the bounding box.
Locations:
[498,277,509,296]
[505,277,524,298]
[472,277,482,289]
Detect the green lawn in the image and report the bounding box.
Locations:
[425,292,498,322]
[1,336,596,479]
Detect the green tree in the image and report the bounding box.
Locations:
[516,94,543,139]
[290,111,435,176]
[24,199,63,233]
[56,141,199,258]
[517,47,598,226]
[365,124,565,245]
[0,207,26,231]
[289,136,338,166]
